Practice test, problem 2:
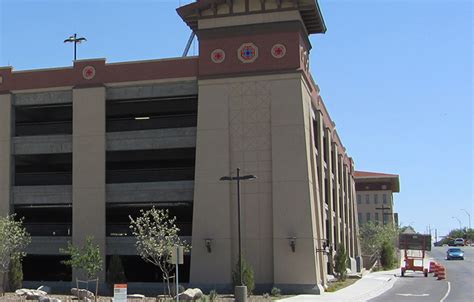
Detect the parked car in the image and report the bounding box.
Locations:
[446,248,464,260]
[453,238,465,246]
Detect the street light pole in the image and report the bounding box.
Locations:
[452,216,462,230]
[64,33,87,61]
[461,209,471,229]
[220,168,256,302]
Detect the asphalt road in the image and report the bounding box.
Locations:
[369,246,474,302]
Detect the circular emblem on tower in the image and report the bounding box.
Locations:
[238,43,258,63]
[82,65,96,80]
[210,49,226,64]
[271,44,286,59]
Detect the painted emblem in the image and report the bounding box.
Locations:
[238,43,258,63]
[271,44,286,59]
[211,49,226,63]
[82,65,96,80]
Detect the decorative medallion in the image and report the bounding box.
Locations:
[211,49,226,64]
[82,65,96,80]
[271,44,287,59]
[238,43,258,63]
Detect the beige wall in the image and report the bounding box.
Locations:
[191,73,324,292]
[356,190,394,224]
[0,93,11,217]
[72,87,106,280]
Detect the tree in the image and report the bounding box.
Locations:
[106,255,126,292]
[60,236,103,280]
[232,258,255,295]
[334,245,348,281]
[359,222,398,267]
[129,208,189,296]
[0,215,31,296]
[380,240,396,269]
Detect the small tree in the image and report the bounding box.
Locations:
[129,208,189,296]
[8,256,23,291]
[380,240,396,269]
[0,215,31,296]
[106,255,126,293]
[359,222,398,266]
[60,236,103,280]
[334,245,348,281]
[232,258,255,295]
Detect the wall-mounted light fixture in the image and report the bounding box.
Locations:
[134,116,150,120]
[204,239,213,253]
[289,237,296,253]
[316,239,332,255]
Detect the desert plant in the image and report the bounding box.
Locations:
[334,245,348,281]
[8,256,23,291]
[106,255,126,292]
[232,258,255,294]
[270,286,281,297]
[129,207,190,296]
[60,235,103,279]
[209,289,218,302]
[0,214,31,296]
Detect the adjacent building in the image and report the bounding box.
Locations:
[0,0,362,294]
[354,171,400,227]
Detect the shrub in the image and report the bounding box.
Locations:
[263,293,270,299]
[232,258,255,294]
[334,245,348,281]
[8,256,23,291]
[270,287,281,297]
[209,289,218,302]
[106,255,126,292]
[380,241,396,269]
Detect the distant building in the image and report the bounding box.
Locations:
[0,0,362,294]
[354,171,400,227]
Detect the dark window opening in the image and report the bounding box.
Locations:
[23,255,72,281]
[15,153,72,186]
[106,255,190,283]
[106,202,193,237]
[107,96,197,132]
[14,204,72,236]
[15,104,72,136]
[324,178,329,205]
[106,148,195,183]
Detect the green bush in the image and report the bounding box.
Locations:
[209,289,218,302]
[232,258,255,294]
[270,287,281,297]
[334,245,348,281]
[106,255,126,292]
[8,256,23,291]
[380,241,396,269]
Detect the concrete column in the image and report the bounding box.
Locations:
[324,128,335,257]
[332,144,341,248]
[0,93,12,217]
[314,111,328,284]
[72,87,106,281]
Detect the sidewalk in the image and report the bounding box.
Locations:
[279,269,399,302]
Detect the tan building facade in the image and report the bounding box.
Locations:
[354,171,400,227]
[0,0,361,294]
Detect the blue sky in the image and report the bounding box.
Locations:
[0,0,472,238]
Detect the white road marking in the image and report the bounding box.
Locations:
[396,293,429,297]
[440,281,451,302]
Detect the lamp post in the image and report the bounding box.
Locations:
[64,33,87,61]
[452,216,462,230]
[461,209,471,229]
[220,168,256,302]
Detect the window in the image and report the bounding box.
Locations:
[366,212,371,222]
[358,213,363,223]
[374,194,378,204]
[383,194,387,204]
[365,194,370,204]
[357,194,361,204]
[375,212,379,221]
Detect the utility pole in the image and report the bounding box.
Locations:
[375,204,393,225]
